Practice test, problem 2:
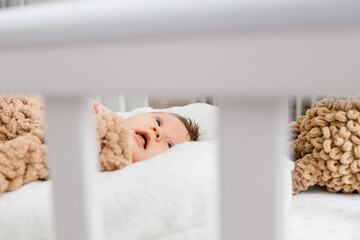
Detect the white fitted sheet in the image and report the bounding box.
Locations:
[284,186,360,240]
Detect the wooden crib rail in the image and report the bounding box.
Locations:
[1,1,360,240]
[1,0,360,95]
[1,0,360,47]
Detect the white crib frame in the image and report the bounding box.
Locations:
[1,0,360,239]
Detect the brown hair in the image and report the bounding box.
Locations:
[169,113,200,141]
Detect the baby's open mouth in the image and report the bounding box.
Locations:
[140,133,147,149]
[136,131,149,149]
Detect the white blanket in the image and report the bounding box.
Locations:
[0,102,298,240]
[0,103,220,240]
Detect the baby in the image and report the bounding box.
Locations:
[93,101,199,163]
[0,97,200,195]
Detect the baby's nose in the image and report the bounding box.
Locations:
[151,126,163,141]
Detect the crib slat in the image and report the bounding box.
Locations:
[219,96,286,240]
[45,96,104,240]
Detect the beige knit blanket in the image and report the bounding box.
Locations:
[0,96,132,195]
[290,97,360,194]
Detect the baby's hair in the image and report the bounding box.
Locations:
[169,113,200,141]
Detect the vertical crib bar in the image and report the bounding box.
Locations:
[45,96,104,240]
[295,95,303,120]
[219,96,286,240]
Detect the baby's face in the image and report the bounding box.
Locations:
[125,112,190,162]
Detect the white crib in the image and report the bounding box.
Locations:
[1,0,360,239]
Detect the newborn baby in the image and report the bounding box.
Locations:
[93,101,200,163]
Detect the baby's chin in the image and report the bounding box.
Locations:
[131,151,146,163]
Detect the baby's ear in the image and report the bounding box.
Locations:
[95,112,132,171]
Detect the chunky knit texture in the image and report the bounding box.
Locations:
[290,97,360,194]
[0,96,132,195]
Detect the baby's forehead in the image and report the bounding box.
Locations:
[142,112,181,122]
[132,111,173,118]
[144,111,171,116]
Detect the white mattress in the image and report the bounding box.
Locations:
[284,186,360,240]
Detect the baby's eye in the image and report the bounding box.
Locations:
[167,142,173,148]
[156,119,161,126]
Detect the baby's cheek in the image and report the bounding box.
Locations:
[145,146,167,161]
[128,138,141,162]
[131,143,169,163]
[155,145,169,156]
[131,149,146,163]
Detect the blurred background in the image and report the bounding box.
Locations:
[93,93,217,112]
[0,0,49,7]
